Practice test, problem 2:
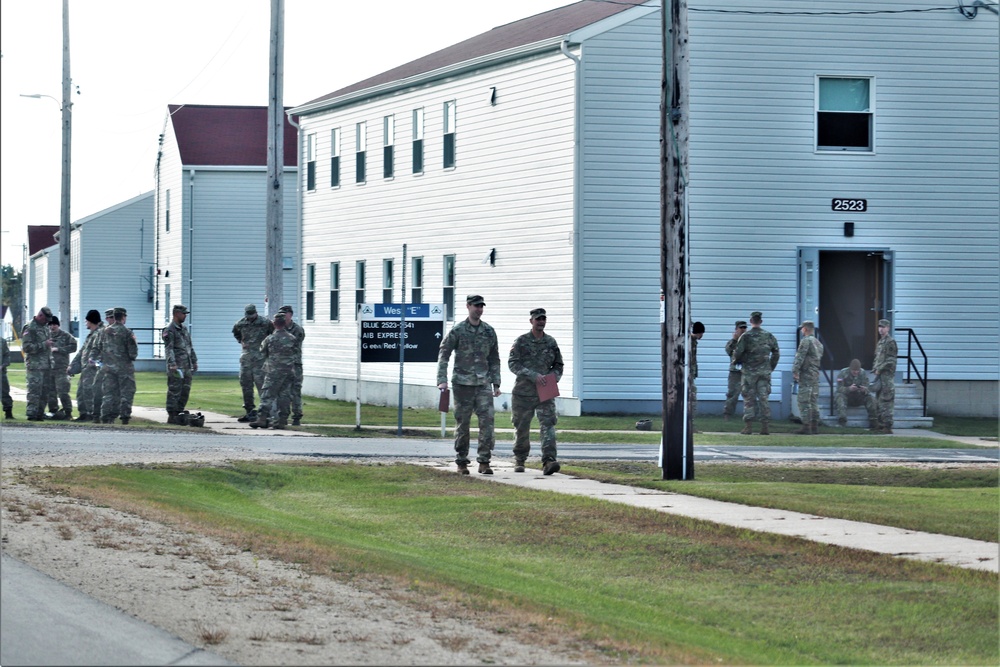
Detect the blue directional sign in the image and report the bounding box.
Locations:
[360,304,445,363]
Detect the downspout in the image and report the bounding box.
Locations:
[285,110,303,314]
[188,168,195,330]
[560,39,582,411]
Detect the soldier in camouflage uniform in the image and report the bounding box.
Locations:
[21,306,54,421]
[233,303,273,421]
[732,310,780,435]
[44,316,77,419]
[163,305,198,423]
[872,318,898,434]
[791,320,824,434]
[253,313,299,429]
[437,294,501,475]
[88,308,116,422]
[96,307,138,424]
[723,320,747,420]
[688,321,705,423]
[835,359,877,428]
[508,308,564,475]
[278,305,306,425]
[2,337,13,419]
[69,309,104,421]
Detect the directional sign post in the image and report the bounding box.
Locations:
[359,303,445,363]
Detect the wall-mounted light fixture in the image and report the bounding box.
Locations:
[844,222,855,237]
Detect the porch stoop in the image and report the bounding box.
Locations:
[819,381,933,428]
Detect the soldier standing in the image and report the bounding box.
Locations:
[96,307,138,424]
[872,318,898,434]
[277,305,306,425]
[232,303,273,422]
[508,307,564,475]
[723,320,747,420]
[732,310,780,435]
[437,294,501,475]
[163,305,198,423]
[253,313,299,429]
[89,308,116,422]
[835,359,877,428]
[791,320,824,434]
[45,316,77,419]
[21,307,53,421]
[69,309,104,421]
[688,321,705,422]
[2,337,13,419]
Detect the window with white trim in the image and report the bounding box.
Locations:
[355,260,366,319]
[817,77,873,152]
[330,127,341,188]
[383,114,395,179]
[306,133,317,190]
[412,108,424,174]
[355,121,367,183]
[329,262,340,321]
[411,256,423,304]
[443,100,456,168]
[382,258,394,304]
[306,263,315,321]
[443,254,455,321]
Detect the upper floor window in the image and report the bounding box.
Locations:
[382,258,394,304]
[165,189,171,232]
[443,100,456,168]
[383,114,395,179]
[443,254,456,321]
[412,108,424,174]
[306,133,317,191]
[305,263,316,321]
[329,262,340,321]
[355,260,366,319]
[411,256,423,304]
[817,77,873,152]
[356,121,367,184]
[330,127,341,188]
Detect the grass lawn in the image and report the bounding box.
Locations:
[29,461,999,666]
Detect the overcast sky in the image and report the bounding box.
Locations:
[0,0,576,265]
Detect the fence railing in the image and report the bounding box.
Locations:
[895,327,928,417]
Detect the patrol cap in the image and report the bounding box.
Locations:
[530,307,546,319]
[113,307,127,317]
[86,309,101,325]
[466,294,485,306]
[274,313,287,325]
[849,359,862,371]
[278,305,293,314]
[104,308,115,317]
[878,319,890,327]
[40,307,53,318]
[49,316,60,326]
[173,304,190,314]
[750,311,762,319]
[800,320,815,329]
[735,320,747,328]
[245,303,257,315]
[692,321,705,334]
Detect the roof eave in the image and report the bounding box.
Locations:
[290,36,571,117]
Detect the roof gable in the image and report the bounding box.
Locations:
[27,225,59,254]
[167,104,298,167]
[304,0,647,107]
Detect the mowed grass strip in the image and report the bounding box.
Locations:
[33,461,999,665]
[563,462,999,543]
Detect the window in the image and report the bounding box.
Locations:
[355,260,366,319]
[355,121,367,183]
[817,77,873,152]
[382,258,394,304]
[165,189,171,232]
[305,263,315,321]
[443,255,455,321]
[330,127,341,187]
[443,100,456,168]
[329,262,340,321]
[383,115,395,179]
[306,133,317,191]
[411,256,423,304]
[412,108,424,174]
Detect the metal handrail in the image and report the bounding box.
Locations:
[895,327,928,417]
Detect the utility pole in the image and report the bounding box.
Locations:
[660,0,692,480]
[264,0,285,318]
[59,0,72,324]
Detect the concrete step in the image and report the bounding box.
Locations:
[815,381,932,428]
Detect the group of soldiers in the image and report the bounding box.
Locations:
[233,304,306,429]
[720,311,898,434]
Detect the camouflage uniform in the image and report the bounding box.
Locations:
[71,323,104,419]
[437,317,501,466]
[232,308,273,415]
[96,318,138,422]
[835,366,876,425]
[2,338,12,417]
[256,326,299,427]
[724,337,742,417]
[791,329,824,430]
[163,317,198,415]
[732,316,780,432]
[872,323,898,431]
[21,316,52,420]
[508,327,564,465]
[45,326,77,417]
[284,317,306,422]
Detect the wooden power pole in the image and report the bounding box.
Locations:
[660,0,693,480]
[58,0,72,324]
[264,0,285,317]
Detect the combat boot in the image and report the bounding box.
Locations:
[882,425,893,435]
[478,462,494,475]
[868,419,879,430]
[456,463,470,475]
[759,421,770,435]
[292,416,302,426]
[120,417,130,425]
[542,460,561,476]
[73,413,90,422]
[4,408,13,419]
[810,420,819,434]
[740,422,753,435]
[513,459,526,473]
[252,413,269,429]
[237,411,254,423]
[167,412,179,425]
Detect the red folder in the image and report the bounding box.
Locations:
[438,388,450,412]
[536,373,560,402]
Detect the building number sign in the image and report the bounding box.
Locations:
[832,198,867,212]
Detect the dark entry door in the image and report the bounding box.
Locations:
[798,248,893,370]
